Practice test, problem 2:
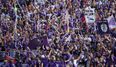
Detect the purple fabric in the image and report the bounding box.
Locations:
[41,36,49,46]
[113,56,116,64]
[42,58,49,67]
[49,61,56,67]
[56,61,65,67]
[28,38,40,49]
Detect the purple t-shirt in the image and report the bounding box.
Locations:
[41,58,49,67]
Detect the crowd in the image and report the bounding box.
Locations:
[0,0,116,67]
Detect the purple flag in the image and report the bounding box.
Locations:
[107,15,116,29]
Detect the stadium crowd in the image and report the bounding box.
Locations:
[0,0,116,67]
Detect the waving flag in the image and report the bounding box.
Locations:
[97,20,110,34]
[107,15,116,29]
[84,6,96,23]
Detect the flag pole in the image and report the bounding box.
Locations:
[14,4,18,49]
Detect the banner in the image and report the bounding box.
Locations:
[107,15,116,29]
[84,6,96,23]
[97,20,109,34]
